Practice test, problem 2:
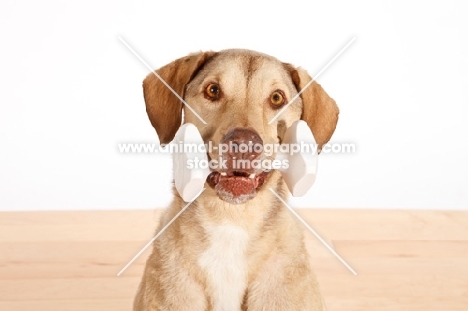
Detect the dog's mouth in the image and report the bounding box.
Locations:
[206,170,270,204]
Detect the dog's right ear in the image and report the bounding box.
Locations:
[143,52,214,145]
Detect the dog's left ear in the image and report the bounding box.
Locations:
[143,52,215,145]
[285,65,339,150]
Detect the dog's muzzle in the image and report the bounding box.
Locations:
[207,128,269,204]
[172,121,318,203]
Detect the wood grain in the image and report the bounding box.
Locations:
[0,209,467,310]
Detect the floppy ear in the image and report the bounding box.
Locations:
[287,66,339,150]
[143,52,214,144]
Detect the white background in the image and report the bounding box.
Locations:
[1,0,467,211]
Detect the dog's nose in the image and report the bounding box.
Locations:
[221,128,263,161]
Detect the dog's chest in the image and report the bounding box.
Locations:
[198,224,249,310]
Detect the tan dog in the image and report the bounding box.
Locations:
[134,49,339,310]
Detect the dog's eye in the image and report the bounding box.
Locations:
[270,91,285,108]
[205,83,220,100]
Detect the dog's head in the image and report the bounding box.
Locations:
[143,49,338,204]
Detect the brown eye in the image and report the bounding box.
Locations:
[270,91,285,108]
[205,83,220,100]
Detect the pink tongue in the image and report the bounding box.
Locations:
[216,176,257,196]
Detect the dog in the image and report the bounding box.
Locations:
[134,49,339,310]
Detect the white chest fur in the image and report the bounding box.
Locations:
[198,224,249,311]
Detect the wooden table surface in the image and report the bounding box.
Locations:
[0,209,467,310]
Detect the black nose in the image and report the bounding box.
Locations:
[221,128,263,161]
